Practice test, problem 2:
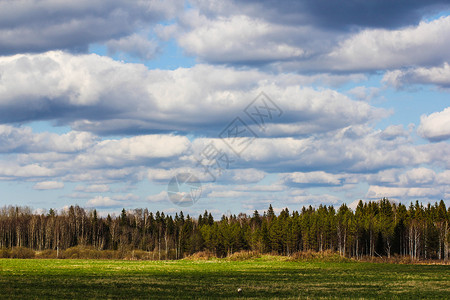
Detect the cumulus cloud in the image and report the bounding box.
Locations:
[0,162,57,179]
[223,0,450,29]
[166,3,450,71]
[47,134,191,182]
[228,125,425,173]
[0,125,192,183]
[347,86,381,102]
[399,168,436,186]
[177,13,308,65]
[0,0,182,55]
[1,0,450,212]
[206,190,248,198]
[285,189,340,205]
[364,167,450,201]
[89,134,191,162]
[86,196,122,208]
[384,63,450,89]
[318,16,450,72]
[146,191,168,203]
[1,121,448,200]
[0,51,384,136]
[62,167,146,184]
[106,34,160,60]
[147,166,265,185]
[113,193,140,202]
[75,184,110,193]
[168,8,341,67]
[366,186,441,199]
[368,167,437,187]
[33,181,64,190]
[379,125,410,141]
[0,125,97,153]
[418,107,450,141]
[436,170,450,184]
[183,123,436,176]
[282,171,343,186]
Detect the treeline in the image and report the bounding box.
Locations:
[0,199,449,260]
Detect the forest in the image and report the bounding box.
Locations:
[0,199,449,261]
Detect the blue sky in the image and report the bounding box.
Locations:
[1,0,450,217]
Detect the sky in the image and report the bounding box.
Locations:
[1,0,450,217]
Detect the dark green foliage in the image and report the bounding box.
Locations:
[0,199,449,260]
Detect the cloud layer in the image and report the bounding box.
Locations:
[0,0,182,55]
[0,1,449,214]
[0,51,383,136]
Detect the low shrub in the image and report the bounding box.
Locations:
[61,246,102,259]
[290,250,349,262]
[227,250,260,261]
[184,251,216,260]
[97,250,119,259]
[125,250,152,260]
[10,247,35,259]
[35,249,58,259]
[0,248,11,258]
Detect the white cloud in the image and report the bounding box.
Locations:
[366,186,441,199]
[177,13,307,64]
[208,183,285,194]
[91,134,191,161]
[383,63,450,89]
[364,167,450,201]
[1,1,450,213]
[62,167,145,184]
[33,181,64,190]
[366,167,450,192]
[315,16,450,72]
[366,169,403,186]
[223,169,266,184]
[49,134,191,172]
[106,34,160,60]
[230,125,426,173]
[282,171,343,186]
[0,0,182,55]
[0,162,57,178]
[436,170,450,184]
[146,191,168,203]
[418,107,450,141]
[86,196,122,208]
[1,121,447,193]
[0,126,193,183]
[166,8,450,72]
[347,86,381,102]
[0,125,97,153]
[379,125,409,141]
[207,190,248,198]
[75,184,110,193]
[113,193,140,202]
[398,168,436,186]
[286,192,340,205]
[147,167,265,185]
[192,0,448,30]
[0,52,383,136]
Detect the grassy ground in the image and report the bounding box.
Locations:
[0,256,449,299]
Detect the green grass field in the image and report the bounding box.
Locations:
[0,257,449,299]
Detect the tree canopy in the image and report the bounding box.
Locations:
[0,199,449,260]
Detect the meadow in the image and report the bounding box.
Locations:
[0,256,449,299]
